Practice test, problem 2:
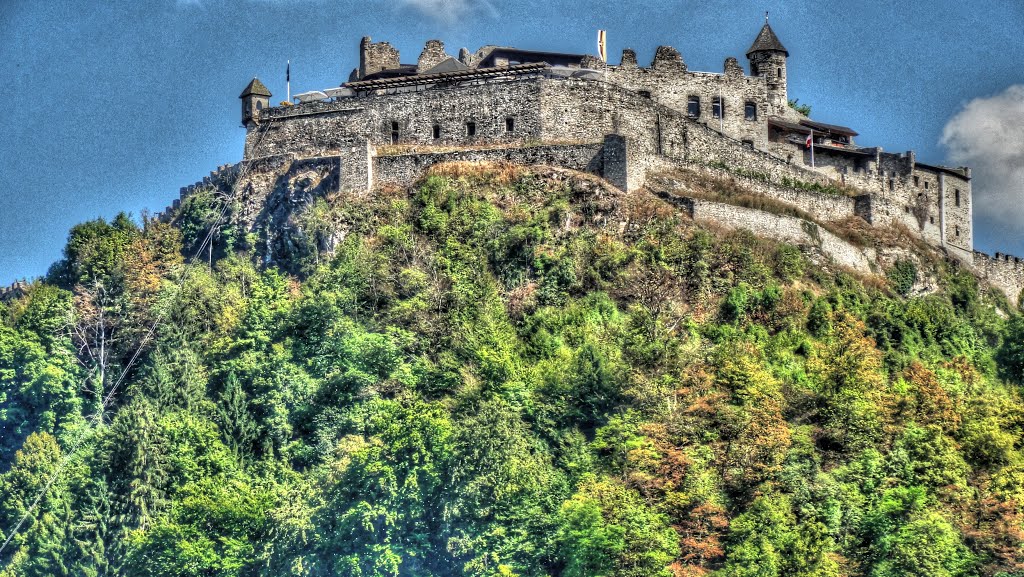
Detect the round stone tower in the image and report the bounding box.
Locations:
[239,77,271,128]
[746,21,789,117]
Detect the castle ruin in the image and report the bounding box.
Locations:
[170,21,1021,305]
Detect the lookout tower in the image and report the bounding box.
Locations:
[240,77,271,127]
[746,19,789,116]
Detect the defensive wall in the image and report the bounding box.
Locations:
[0,280,28,303]
[974,251,1024,308]
[673,197,877,274]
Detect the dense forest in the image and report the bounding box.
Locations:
[2,164,1024,577]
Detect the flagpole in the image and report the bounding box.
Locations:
[286,60,291,103]
[810,129,815,168]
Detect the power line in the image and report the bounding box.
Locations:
[0,117,277,563]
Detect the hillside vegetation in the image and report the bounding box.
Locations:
[2,164,1024,577]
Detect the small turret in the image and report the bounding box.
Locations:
[240,77,271,127]
[746,18,789,115]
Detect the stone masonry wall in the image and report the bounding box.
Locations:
[359,36,400,79]
[372,143,603,189]
[602,50,771,149]
[248,78,545,156]
[974,251,1024,307]
[688,199,877,274]
[673,162,857,222]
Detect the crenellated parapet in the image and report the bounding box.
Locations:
[974,251,1024,306]
[157,163,239,221]
[0,279,29,303]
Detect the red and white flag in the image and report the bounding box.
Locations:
[805,131,813,149]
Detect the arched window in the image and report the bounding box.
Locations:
[255,101,263,110]
[712,96,724,119]
[744,101,757,121]
[687,96,700,118]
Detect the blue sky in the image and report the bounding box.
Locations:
[1,0,1022,284]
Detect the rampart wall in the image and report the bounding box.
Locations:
[0,280,28,303]
[372,143,604,189]
[678,198,876,273]
[974,251,1024,307]
[250,78,545,157]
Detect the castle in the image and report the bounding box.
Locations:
[164,21,1023,305]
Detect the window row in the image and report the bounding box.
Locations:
[390,118,516,144]
[686,96,758,121]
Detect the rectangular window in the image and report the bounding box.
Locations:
[432,124,441,139]
[744,102,757,121]
[955,226,960,237]
[742,139,754,149]
[712,97,724,119]
[466,121,476,137]
[505,117,514,132]
[687,96,700,118]
[914,175,919,187]
[638,90,651,98]
[955,189,961,206]
[925,181,929,189]
[390,121,400,144]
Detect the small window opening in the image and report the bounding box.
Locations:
[955,189,961,206]
[712,96,724,119]
[390,121,400,144]
[505,117,514,132]
[255,101,263,110]
[913,175,919,187]
[924,181,929,190]
[930,216,935,224]
[466,121,476,137]
[687,96,700,118]
[905,206,911,214]
[744,101,757,121]
[776,67,782,77]
[889,179,895,191]
[955,226,960,237]
[638,90,651,98]
[432,124,441,139]
[742,139,754,149]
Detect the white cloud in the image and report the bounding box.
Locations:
[941,85,1024,234]
[397,0,498,26]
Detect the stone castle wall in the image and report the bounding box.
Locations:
[373,142,604,189]
[687,198,877,274]
[974,251,1024,307]
[249,77,546,157]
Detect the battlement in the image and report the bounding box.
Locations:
[0,279,29,303]
[157,163,239,221]
[974,251,1024,306]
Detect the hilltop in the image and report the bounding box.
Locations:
[2,162,1024,576]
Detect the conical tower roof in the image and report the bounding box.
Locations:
[746,23,788,57]
[240,77,272,98]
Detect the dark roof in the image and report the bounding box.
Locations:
[478,47,588,67]
[915,162,971,180]
[361,64,418,81]
[424,57,471,74]
[346,62,549,90]
[746,23,788,57]
[768,118,811,134]
[800,119,858,137]
[240,77,271,98]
